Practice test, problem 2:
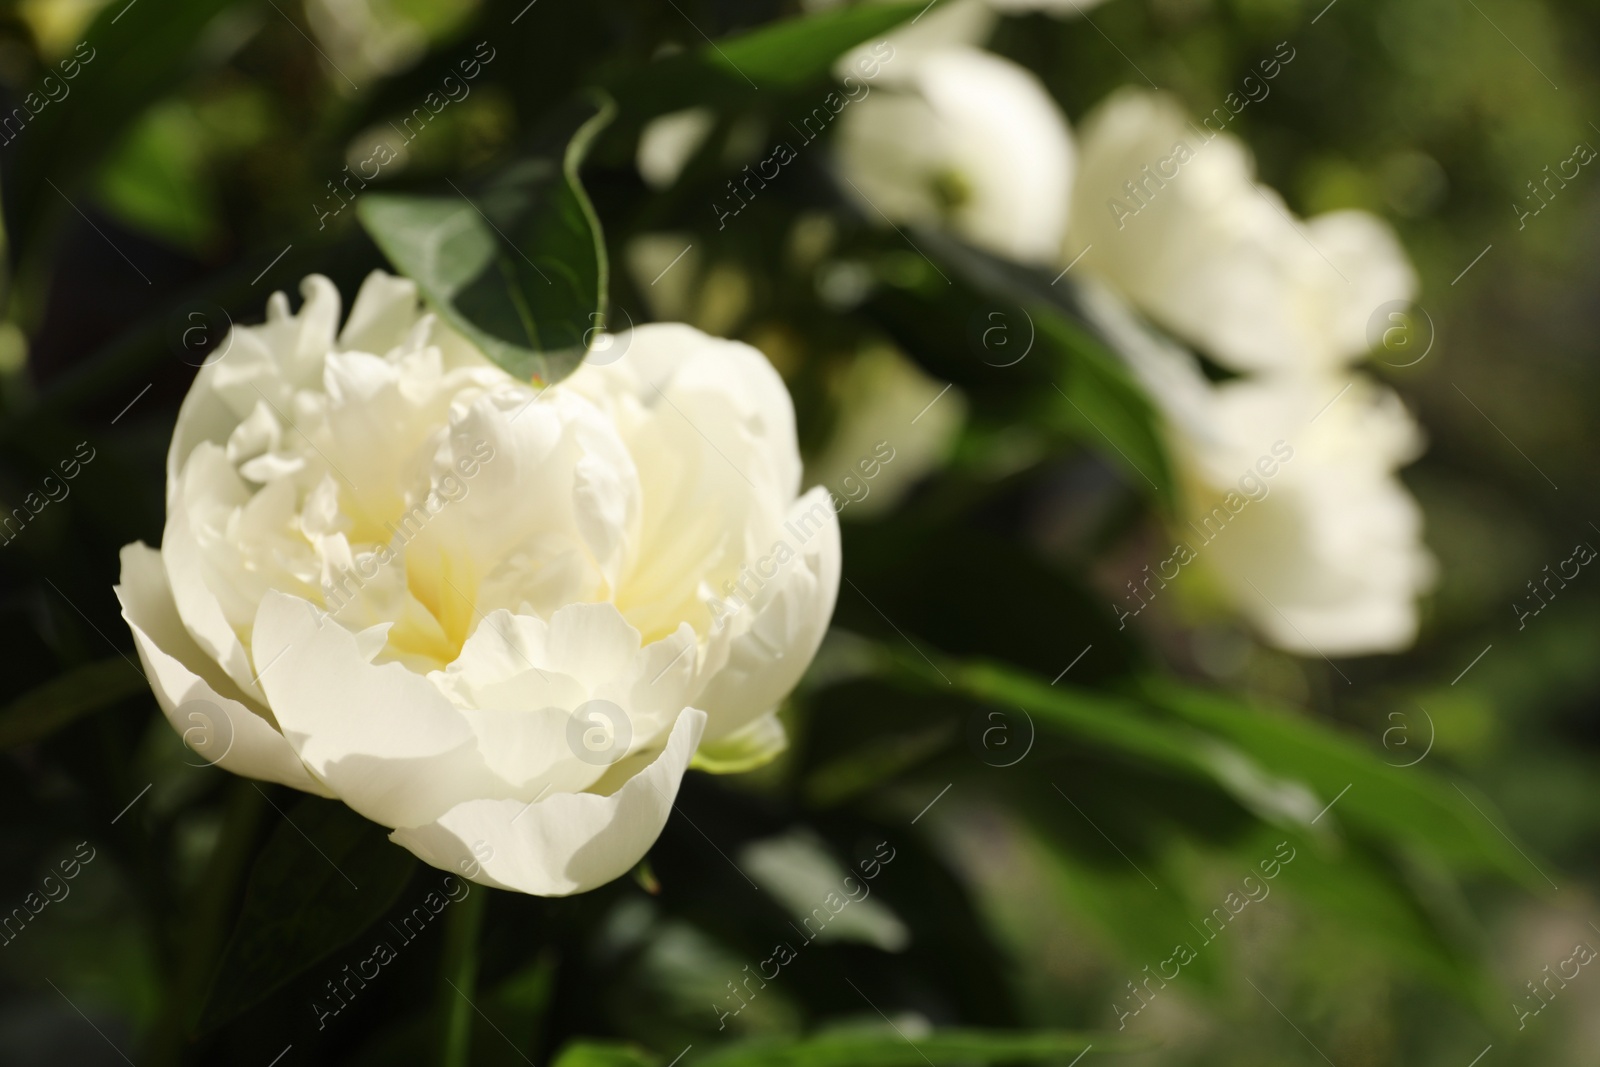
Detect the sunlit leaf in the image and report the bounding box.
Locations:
[358,95,613,385]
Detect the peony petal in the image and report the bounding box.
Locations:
[338,270,422,356]
[116,543,330,794]
[163,445,268,702]
[695,487,841,742]
[389,708,706,897]
[252,590,502,827]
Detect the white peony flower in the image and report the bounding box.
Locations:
[1081,283,1434,655]
[1067,88,1416,376]
[834,45,1075,265]
[116,272,840,896]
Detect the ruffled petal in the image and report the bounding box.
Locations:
[116,543,330,794]
[389,708,706,896]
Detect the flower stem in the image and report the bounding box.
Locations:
[436,881,489,1067]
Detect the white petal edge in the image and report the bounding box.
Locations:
[115,543,331,795]
[389,707,707,897]
[695,486,842,743]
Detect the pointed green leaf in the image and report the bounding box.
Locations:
[358,96,613,385]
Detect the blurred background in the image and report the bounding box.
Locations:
[0,0,1597,1064]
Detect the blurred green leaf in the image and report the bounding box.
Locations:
[198,795,417,1031]
[697,1027,1125,1066]
[0,657,145,750]
[358,94,613,385]
[4,0,236,263]
[869,638,1545,886]
[610,3,922,120]
[550,1040,659,1067]
[709,3,919,88]
[898,229,1174,508]
[1139,679,1547,888]
[96,99,221,253]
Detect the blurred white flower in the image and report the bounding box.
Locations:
[117,272,840,896]
[834,45,1075,265]
[1068,88,1416,376]
[637,107,717,190]
[805,344,964,518]
[1081,283,1434,655]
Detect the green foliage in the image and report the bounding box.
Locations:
[359,96,614,385]
[2,0,1594,1064]
[694,1027,1128,1066]
[199,796,417,1030]
[0,657,145,750]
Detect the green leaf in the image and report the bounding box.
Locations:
[895,229,1174,508]
[1138,679,1545,887]
[866,638,1544,885]
[696,1027,1127,1067]
[96,99,221,253]
[198,796,417,1030]
[0,658,146,750]
[5,0,237,262]
[711,3,921,88]
[550,1040,659,1067]
[358,95,613,385]
[609,3,921,120]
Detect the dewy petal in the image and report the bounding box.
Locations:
[252,590,502,828]
[695,487,841,742]
[116,544,330,795]
[389,708,706,897]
